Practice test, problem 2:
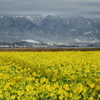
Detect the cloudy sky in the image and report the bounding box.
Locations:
[0,0,100,19]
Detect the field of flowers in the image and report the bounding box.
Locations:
[0,51,100,100]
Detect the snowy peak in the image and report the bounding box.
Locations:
[43,15,62,20]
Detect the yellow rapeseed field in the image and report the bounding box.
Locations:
[0,51,100,100]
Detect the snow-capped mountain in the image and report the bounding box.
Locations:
[0,15,100,44]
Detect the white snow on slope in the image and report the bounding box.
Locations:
[71,29,76,31]
[22,39,40,43]
[84,31,92,34]
[25,16,33,21]
[74,39,81,42]
[12,16,24,18]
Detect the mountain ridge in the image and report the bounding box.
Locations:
[0,15,100,44]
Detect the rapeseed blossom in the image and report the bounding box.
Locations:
[0,51,100,100]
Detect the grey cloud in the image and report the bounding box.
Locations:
[0,0,100,19]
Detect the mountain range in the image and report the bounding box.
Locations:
[0,15,100,44]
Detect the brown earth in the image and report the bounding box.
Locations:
[0,47,100,52]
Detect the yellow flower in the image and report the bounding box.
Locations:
[90,83,95,88]
[0,94,3,99]
[0,90,2,94]
[50,93,54,97]
[63,84,70,91]
[59,94,64,100]
[73,83,83,94]
[53,82,59,89]
[26,77,35,81]
[25,85,34,92]
[11,95,16,99]
[88,96,94,100]
[17,91,24,96]
[5,92,10,96]
[40,77,47,83]
[87,82,95,88]
[46,84,52,92]
[0,73,4,77]
[98,94,100,98]
[17,96,21,100]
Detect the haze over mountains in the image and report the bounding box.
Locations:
[0,15,100,44]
